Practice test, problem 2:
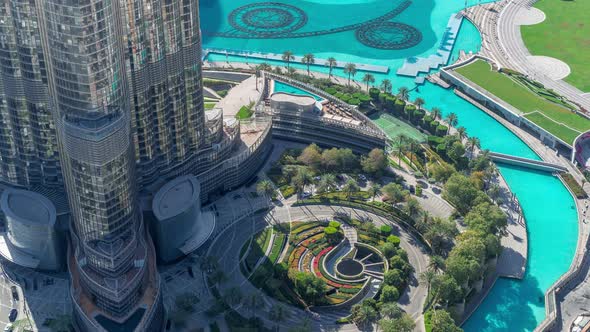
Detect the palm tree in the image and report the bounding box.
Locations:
[342,178,360,200]
[362,73,375,91]
[269,303,290,332]
[368,183,381,201]
[431,107,441,121]
[256,180,275,201]
[393,134,407,167]
[301,53,315,76]
[282,51,295,70]
[429,255,446,272]
[292,168,313,199]
[245,292,264,317]
[420,269,437,294]
[414,97,425,110]
[317,173,337,193]
[325,57,337,77]
[380,79,392,94]
[466,136,481,156]
[456,126,467,140]
[406,138,419,168]
[288,66,297,77]
[397,86,410,101]
[445,112,458,134]
[344,63,357,85]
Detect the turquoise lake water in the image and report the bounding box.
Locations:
[200,0,579,330]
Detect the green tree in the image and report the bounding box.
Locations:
[405,138,420,169]
[380,242,398,259]
[456,126,467,140]
[361,148,388,177]
[382,183,408,204]
[351,301,378,328]
[379,314,416,332]
[301,53,315,76]
[380,285,400,302]
[175,292,200,313]
[293,272,326,304]
[383,269,404,289]
[325,57,337,77]
[414,97,425,110]
[256,180,275,200]
[342,178,360,200]
[397,86,410,101]
[430,310,462,332]
[423,217,458,254]
[297,143,322,169]
[466,136,481,156]
[431,107,442,121]
[362,73,375,91]
[291,167,313,199]
[445,112,458,134]
[392,134,407,167]
[245,292,264,317]
[368,183,381,201]
[316,174,337,194]
[380,79,393,94]
[282,51,295,69]
[420,269,437,294]
[431,275,462,307]
[443,173,487,214]
[344,63,357,85]
[380,302,403,319]
[269,303,290,332]
[447,141,466,162]
[464,202,507,235]
[428,161,456,183]
[223,286,243,306]
[404,197,422,219]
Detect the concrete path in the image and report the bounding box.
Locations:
[214,75,260,118]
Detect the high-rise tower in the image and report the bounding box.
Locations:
[0,1,61,188]
[121,0,207,186]
[41,0,162,330]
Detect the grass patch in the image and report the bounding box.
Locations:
[524,112,580,144]
[370,112,427,142]
[236,101,255,120]
[562,173,588,199]
[205,102,216,110]
[456,60,590,144]
[521,0,590,91]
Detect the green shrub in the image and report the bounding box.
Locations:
[435,125,448,136]
[427,136,444,147]
[280,186,296,198]
[415,186,423,197]
[380,285,400,302]
[386,235,401,247]
[325,87,338,95]
[348,98,361,106]
[380,225,392,235]
[369,88,381,100]
[562,173,587,198]
[340,94,352,102]
[217,90,228,97]
[329,221,341,229]
[394,99,406,114]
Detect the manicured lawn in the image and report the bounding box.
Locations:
[521,0,590,92]
[524,112,580,144]
[456,60,590,144]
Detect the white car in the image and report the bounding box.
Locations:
[4,323,13,332]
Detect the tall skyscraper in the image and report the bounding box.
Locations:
[0,0,272,330]
[41,0,162,330]
[0,1,62,189]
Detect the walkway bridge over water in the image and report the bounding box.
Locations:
[489,152,567,173]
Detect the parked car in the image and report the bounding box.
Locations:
[3,323,13,332]
[8,309,17,322]
[301,191,312,199]
[359,174,367,181]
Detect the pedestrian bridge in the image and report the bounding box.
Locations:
[489,152,568,173]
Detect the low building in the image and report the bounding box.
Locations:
[150,175,215,263]
[0,188,64,271]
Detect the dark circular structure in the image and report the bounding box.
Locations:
[336,259,364,277]
[228,2,308,36]
[355,22,422,50]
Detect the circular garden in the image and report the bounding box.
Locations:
[239,215,414,311]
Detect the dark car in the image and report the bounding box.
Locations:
[8,309,17,322]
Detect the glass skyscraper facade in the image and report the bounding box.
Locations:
[0,0,214,330]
